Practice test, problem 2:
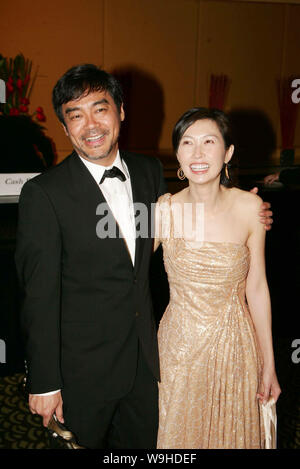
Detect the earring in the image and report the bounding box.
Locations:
[225,163,229,179]
[177,167,186,180]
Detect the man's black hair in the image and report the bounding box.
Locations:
[52,64,123,125]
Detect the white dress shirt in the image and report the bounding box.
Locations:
[34,150,136,397]
[80,151,136,264]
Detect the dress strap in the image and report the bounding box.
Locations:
[156,193,174,242]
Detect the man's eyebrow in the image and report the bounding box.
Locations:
[65,99,109,115]
[93,99,109,106]
[65,106,80,115]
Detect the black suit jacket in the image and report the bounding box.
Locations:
[15,150,166,406]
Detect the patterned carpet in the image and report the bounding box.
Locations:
[0,373,51,449]
[0,337,299,449]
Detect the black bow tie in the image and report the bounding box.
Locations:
[99,166,126,184]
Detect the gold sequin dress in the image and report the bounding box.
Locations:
[156,193,266,449]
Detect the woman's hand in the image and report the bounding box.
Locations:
[257,366,281,405]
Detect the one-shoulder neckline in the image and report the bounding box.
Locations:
[160,193,249,251]
[183,240,250,251]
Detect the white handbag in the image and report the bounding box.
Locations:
[261,397,277,449]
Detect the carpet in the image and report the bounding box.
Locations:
[0,337,299,449]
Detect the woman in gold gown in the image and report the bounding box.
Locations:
[155,108,281,449]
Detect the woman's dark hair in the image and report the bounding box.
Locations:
[52,64,123,125]
[172,107,235,187]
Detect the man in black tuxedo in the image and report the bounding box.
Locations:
[15,64,166,449]
[15,64,273,449]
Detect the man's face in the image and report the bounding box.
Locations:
[62,89,125,166]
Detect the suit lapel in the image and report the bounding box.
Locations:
[69,151,105,204]
[68,151,107,204]
[68,152,134,268]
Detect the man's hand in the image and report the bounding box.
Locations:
[250,187,273,231]
[264,172,280,185]
[29,391,64,427]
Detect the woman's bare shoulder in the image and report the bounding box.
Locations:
[229,187,263,211]
[157,193,171,204]
[229,187,264,239]
[170,187,189,203]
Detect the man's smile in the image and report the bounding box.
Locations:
[83,132,108,147]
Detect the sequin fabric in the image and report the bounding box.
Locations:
[156,193,268,449]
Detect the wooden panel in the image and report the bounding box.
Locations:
[197,0,287,164]
[283,4,300,150]
[103,0,198,154]
[1,0,104,162]
[197,1,284,112]
[1,0,299,163]
[219,0,300,4]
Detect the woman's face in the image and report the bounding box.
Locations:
[177,118,233,184]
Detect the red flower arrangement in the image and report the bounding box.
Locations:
[0,53,46,124]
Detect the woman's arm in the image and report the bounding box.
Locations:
[245,195,281,404]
